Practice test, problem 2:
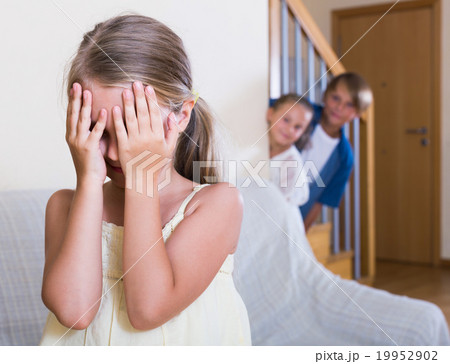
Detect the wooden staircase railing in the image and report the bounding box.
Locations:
[269,0,376,283]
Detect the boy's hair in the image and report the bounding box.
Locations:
[270,94,314,151]
[324,72,373,114]
[65,14,221,184]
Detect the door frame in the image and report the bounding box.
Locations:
[332,0,442,266]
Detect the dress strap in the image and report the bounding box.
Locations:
[162,184,211,240]
[175,184,210,217]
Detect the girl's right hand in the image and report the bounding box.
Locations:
[65,83,107,186]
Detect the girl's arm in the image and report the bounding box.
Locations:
[41,84,107,330]
[122,182,242,331]
[41,182,103,330]
[113,82,242,330]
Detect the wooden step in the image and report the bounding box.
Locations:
[325,251,354,280]
[306,222,332,264]
[306,223,354,279]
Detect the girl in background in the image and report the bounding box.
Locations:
[267,95,314,207]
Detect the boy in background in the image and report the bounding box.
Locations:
[299,72,373,231]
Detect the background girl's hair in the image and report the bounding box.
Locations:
[271,93,313,114]
[270,94,315,151]
[65,14,221,184]
[324,72,373,114]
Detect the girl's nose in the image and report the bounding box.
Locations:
[105,139,119,162]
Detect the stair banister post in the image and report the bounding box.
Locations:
[281,0,289,94]
[344,123,352,253]
[353,117,361,280]
[269,0,281,99]
[295,20,303,95]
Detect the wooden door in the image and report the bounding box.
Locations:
[333,1,441,264]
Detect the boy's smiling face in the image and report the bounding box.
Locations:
[323,81,359,129]
[267,102,313,151]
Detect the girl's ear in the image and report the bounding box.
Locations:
[171,100,195,133]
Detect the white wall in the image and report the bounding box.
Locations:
[0,0,269,190]
[302,0,450,259]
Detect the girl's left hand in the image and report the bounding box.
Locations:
[112,81,179,179]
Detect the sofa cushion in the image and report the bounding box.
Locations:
[0,189,53,345]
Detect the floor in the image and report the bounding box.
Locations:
[372,260,450,326]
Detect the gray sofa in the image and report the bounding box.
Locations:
[1,184,449,345]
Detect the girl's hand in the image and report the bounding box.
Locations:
[65,83,107,186]
[112,81,179,180]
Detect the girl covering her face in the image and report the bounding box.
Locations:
[40,14,251,346]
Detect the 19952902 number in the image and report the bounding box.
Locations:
[376,351,438,361]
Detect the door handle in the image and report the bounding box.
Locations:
[405,127,428,135]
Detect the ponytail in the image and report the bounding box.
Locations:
[174,97,222,184]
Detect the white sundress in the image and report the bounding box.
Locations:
[39,184,252,345]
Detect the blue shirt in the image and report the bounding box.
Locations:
[299,104,354,217]
[268,99,354,217]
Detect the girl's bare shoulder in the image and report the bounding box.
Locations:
[47,188,74,203]
[46,189,75,217]
[186,182,243,218]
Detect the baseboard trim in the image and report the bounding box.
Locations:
[357,275,374,287]
[439,259,450,268]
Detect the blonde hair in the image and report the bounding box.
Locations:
[65,14,221,184]
[270,93,313,114]
[269,94,314,151]
[324,72,373,114]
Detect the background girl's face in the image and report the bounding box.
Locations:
[84,80,171,180]
[323,81,358,128]
[267,102,313,150]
